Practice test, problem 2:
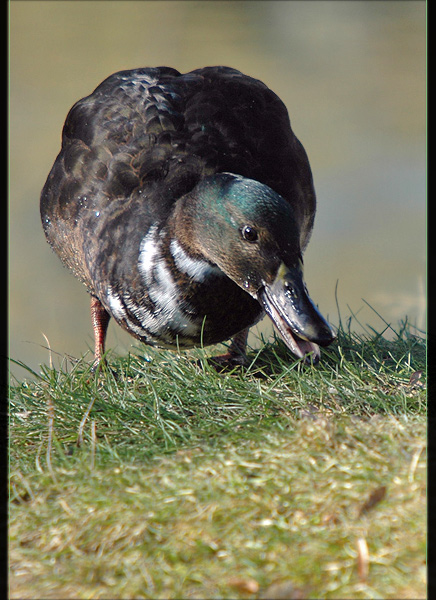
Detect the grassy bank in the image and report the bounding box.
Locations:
[9,321,426,599]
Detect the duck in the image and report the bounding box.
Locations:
[40,66,335,369]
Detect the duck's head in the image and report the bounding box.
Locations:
[177,173,335,363]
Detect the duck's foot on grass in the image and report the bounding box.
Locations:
[201,328,250,372]
[85,357,119,383]
[205,351,248,372]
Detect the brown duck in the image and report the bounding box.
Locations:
[40,66,335,368]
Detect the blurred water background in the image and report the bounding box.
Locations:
[9,1,426,379]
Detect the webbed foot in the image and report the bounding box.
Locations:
[204,328,249,372]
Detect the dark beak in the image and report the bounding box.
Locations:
[258,263,335,364]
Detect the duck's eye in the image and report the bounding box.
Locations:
[241,225,258,242]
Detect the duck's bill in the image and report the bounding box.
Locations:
[258,263,335,364]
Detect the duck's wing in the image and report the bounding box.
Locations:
[181,66,317,251]
[41,67,188,228]
[41,67,192,285]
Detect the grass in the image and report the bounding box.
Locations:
[9,318,426,599]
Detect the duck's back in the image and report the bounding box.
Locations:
[41,66,315,292]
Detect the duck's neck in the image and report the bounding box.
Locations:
[167,190,208,261]
[163,193,225,285]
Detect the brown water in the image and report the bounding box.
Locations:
[9,1,426,379]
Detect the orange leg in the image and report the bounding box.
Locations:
[228,328,249,358]
[209,328,249,369]
[90,296,111,368]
